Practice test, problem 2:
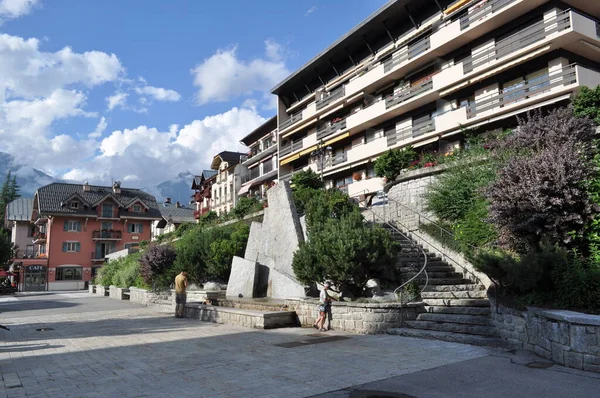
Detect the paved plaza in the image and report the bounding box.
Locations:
[0,292,599,398]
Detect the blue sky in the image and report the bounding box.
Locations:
[0,0,387,188]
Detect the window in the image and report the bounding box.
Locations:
[56,267,82,281]
[28,225,35,237]
[70,201,79,209]
[63,220,82,232]
[367,163,376,178]
[133,205,142,213]
[62,242,81,252]
[128,223,143,233]
[101,203,114,218]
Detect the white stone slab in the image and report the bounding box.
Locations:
[226,256,259,299]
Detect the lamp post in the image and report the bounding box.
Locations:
[310,140,332,181]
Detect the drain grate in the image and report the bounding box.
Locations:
[526,361,554,369]
[274,335,350,348]
[35,328,54,332]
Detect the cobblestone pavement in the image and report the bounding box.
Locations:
[0,292,493,397]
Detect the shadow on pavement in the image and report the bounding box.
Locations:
[0,343,64,353]
[0,299,79,313]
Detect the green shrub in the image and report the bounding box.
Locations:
[112,252,143,288]
[291,169,323,190]
[553,260,600,312]
[304,188,356,232]
[206,223,250,280]
[231,197,262,219]
[572,85,600,125]
[374,146,416,181]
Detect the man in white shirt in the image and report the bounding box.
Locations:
[314,282,336,331]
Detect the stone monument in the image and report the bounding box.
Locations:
[226,181,306,299]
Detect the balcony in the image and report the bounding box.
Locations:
[466,64,577,119]
[383,35,431,74]
[91,252,106,262]
[463,10,571,74]
[92,230,123,240]
[194,208,211,219]
[459,0,517,30]
[316,119,347,141]
[241,167,261,184]
[32,233,47,244]
[241,143,277,166]
[385,78,434,109]
[263,161,274,174]
[331,152,348,167]
[34,215,48,225]
[316,85,345,111]
[279,111,303,130]
[387,119,436,147]
[280,140,304,157]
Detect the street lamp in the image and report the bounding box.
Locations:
[310,140,332,181]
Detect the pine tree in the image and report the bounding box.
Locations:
[0,171,21,228]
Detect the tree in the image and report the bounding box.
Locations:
[291,169,323,190]
[206,223,250,280]
[138,243,177,288]
[374,146,416,181]
[231,197,262,219]
[0,231,13,266]
[572,85,600,125]
[0,171,20,228]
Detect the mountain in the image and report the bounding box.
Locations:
[151,171,194,205]
[0,152,59,197]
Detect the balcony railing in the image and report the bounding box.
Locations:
[241,167,261,184]
[463,10,571,73]
[316,85,345,110]
[279,111,303,130]
[263,161,274,174]
[280,140,304,157]
[91,252,106,262]
[32,233,47,243]
[459,0,516,30]
[92,230,123,240]
[193,208,211,219]
[386,119,436,147]
[383,35,431,73]
[466,64,577,119]
[316,119,347,141]
[385,78,434,109]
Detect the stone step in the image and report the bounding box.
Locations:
[397,259,445,267]
[423,306,491,315]
[417,313,492,326]
[421,298,490,307]
[404,320,496,336]
[399,266,456,273]
[423,284,484,292]
[421,278,475,286]
[421,290,488,299]
[404,272,462,279]
[387,328,513,349]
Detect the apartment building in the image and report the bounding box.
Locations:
[238,116,279,200]
[210,151,246,215]
[4,198,36,259]
[152,200,196,239]
[192,170,217,220]
[17,182,161,292]
[272,0,600,197]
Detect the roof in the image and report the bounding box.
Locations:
[35,183,162,219]
[210,151,246,170]
[271,0,446,99]
[192,170,218,189]
[240,116,277,146]
[158,205,195,224]
[5,198,33,222]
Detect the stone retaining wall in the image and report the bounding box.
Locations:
[184,303,297,329]
[109,286,130,300]
[285,298,424,334]
[491,299,600,373]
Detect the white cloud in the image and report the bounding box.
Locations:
[63,107,265,187]
[191,40,289,107]
[89,116,107,138]
[106,92,128,110]
[134,85,181,102]
[0,0,38,21]
[305,5,317,16]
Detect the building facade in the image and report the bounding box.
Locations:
[18,182,161,291]
[272,0,600,197]
[152,200,196,239]
[210,151,246,215]
[192,170,217,220]
[4,198,35,259]
[238,116,279,200]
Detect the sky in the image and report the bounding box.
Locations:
[0,0,388,188]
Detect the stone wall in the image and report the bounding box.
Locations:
[491,299,600,373]
[285,298,424,334]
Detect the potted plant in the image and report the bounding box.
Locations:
[353,172,363,181]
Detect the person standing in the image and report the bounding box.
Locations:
[315,282,336,331]
[174,271,188,318]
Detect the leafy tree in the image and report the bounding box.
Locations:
[231,197,262,219]
[0,171,20,227]
[374,146,416,181]
[293,210,397,296]
[572,85,600,125]
[291,169,323,190]
[0,231,13,266]
[139,243,177,288]
[206,223,250,280]
[304,188,356,232]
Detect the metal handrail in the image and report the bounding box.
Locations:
[364,205,428,304]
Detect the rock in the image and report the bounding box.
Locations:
[365,278,383,297]
[203,282,222,291]
[226,257,259,298]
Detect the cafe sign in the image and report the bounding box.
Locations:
[26,265,46,272]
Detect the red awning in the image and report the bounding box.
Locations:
[0,270,14,277]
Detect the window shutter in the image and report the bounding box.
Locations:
[139,224,144,233]
[76,243,81,252]
[63,221,68,231]
[62,242,67,252]
[128,224,132,233]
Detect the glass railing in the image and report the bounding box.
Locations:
[385,79,434,109]
[263,161,274,174]
[241,167,261,184]
[386,119,436,147]
[316,119,347,140]
[383,35,431,73]
[279,111,304,130]
[279,140,304,157]
[316,85,345,110]
[460,0,516,30]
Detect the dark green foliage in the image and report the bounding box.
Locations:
[572,85,600,125]
[139,243,177,289]
[374,146,416,181]
[175,222,195,237]
[0,171,20,227]
[174,222,249,284]
[0,230,14,266]
[231,197,263,219]
[304,189,356,232]
[419,222,463,254]
[552,260,600,312]
[291,169,323,190]
[198,211,218,226]
[95,252,148,289]
[292,210,397,296]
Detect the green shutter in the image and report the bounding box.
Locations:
[139,224,143,233]
[76,221,82,232]
[63,221,68,231]
[76,243,81,252]
[62,242,67,252]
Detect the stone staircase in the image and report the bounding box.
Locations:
[381,224,510,348]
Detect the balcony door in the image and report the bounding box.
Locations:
[101,222,113,238]
[95,242,115,259]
